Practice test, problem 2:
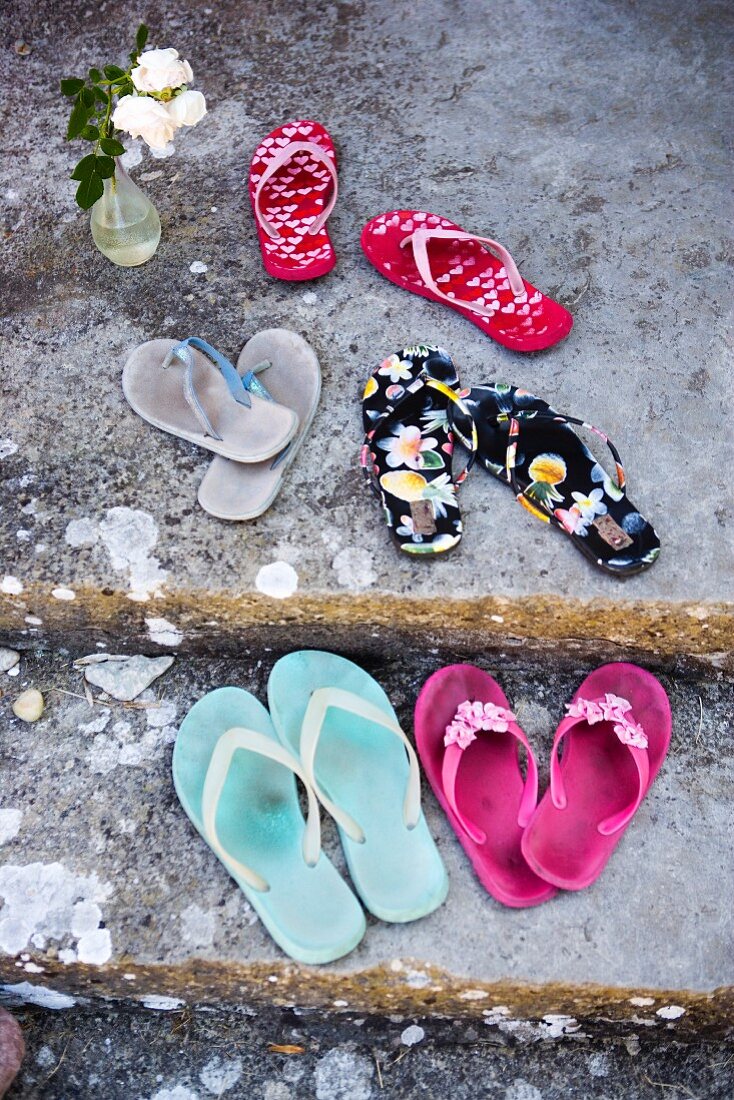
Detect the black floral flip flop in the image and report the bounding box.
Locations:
[449,383,660,575]
[361,345,478,556]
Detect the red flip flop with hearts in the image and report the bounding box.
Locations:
[361,210,573,352]
[249,120,338,281]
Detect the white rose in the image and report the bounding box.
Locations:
[130,48,193,93]
[112,94,178,150]
[167,89,207,128]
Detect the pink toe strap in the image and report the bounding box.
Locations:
[400,227,526,313]
[550,695,650,835]
[440,701,538,845]
[254,139,337,240]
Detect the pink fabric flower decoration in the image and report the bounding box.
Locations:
[614,720,648,749]
[566,697,604,724]
[444,721,477,750]
[600,693,633,723]
[445,699,516,748]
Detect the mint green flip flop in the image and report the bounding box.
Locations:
[268,652,449,923]
[172,687,366,964]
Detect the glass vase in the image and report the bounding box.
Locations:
[90,158,161,267]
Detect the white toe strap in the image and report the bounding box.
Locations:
[201,726,321,893]
[299,687,422,842]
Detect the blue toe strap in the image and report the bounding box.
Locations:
[166,337,252,408]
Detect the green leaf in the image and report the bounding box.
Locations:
[93,84,108,104]
[60,77,84,96]
[70,154,97,181]
[80,87,95,108]
[104,64,126,79]
[421,451,446,469]
[75,171,104,210]
[67,98,91,140]
[96,155,115,179]
[136,23,149,50]
[81,124,100,141]
[88,67,102,82]
[100,137,125,156]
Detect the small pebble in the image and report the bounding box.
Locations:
[0,648,20,673]
[12,688,44,723]
[189,261,208,274]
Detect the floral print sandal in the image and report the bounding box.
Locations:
[449,383,660,575]
[361,345,478,556]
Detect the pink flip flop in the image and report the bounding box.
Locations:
[521,663,672,891]
[361,210,573,352]
[414,665,557,908]
[249,120,338,280]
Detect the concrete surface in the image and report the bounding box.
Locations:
[7,1000,734,1100]
[1,0,733,662]
[1,649,732,1032]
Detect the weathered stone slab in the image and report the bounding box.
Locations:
[1,650,731,1035]
[0,0,733,664]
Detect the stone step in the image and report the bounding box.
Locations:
[1,0,732,671]
[1,649,731,1039]
[7,999,734,1100]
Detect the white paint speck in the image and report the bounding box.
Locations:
[71,900,103,938]
[150,1087,199,1100]
[331,547,377,589]
[656,1005,685,1019]
[199,1055,243,1094]
[65,518,100,548]
[0,981,76,1010]
[190,260,208,274]
[0,861,112,959]
[313,1049,374,1100]
[0,809,22,845]
[505,1080,543,1100]
[301,291,318,304]
[629,996,655,1007]
[0,439,19,459]
[1,576,23,595]
[25,616,43,626]
[97,508,168,601]
[51,587,76,601]
[24,962,44,974]
[77,928,112,965]
[541,1014,582,1038]
[255,561,298,599]
[459,989,489,1001]
[400,1024,425,1046]
[142,995,185,1011]
[180,904,215,949]
[145,617,183,647]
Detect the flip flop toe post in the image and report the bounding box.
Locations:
[173,687,365,964]
[521,663,672,891]
[415,665,557,908]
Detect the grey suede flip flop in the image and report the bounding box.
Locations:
[198,329,321,521]
[122,337,298,463]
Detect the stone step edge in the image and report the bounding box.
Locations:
[2,588,733,663]
[2,958,731,1038]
